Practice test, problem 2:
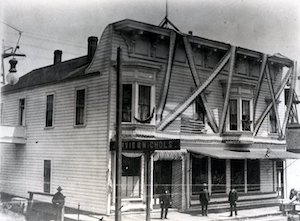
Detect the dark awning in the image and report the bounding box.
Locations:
[186,147,300,159]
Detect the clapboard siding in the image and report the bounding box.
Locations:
[0,23,112,214]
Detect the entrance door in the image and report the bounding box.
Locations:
[153,161,172,196]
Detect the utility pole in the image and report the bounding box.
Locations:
[115,47,122,221]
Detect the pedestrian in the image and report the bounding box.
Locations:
[199,183,210,216]
[52,186,65,221]
[160,188,171,219]
[228,187,238,216]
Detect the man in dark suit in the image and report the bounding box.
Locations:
[160,188,171,219]
[199,183,210,216]
[228,188,238,216]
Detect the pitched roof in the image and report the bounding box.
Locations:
[2,56,89,93]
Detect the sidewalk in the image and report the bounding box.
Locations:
[65,206,286,221]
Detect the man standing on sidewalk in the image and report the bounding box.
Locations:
[160,188,171,219]
[199,183,210,216]
[228,188,238,216]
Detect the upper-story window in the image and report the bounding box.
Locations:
[195,96,205,123]
[45,94,54,128]
[227,85,253,132]
[269,106,278,133]
[75,89,86,126]
[18,98,25,126]
[122,83,154,124]
[122,84,132,122]
[138,85,151,121]
[119,62,158,125]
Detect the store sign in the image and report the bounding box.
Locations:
[110,139,180,151]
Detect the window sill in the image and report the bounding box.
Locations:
[222,131,254,144]
[44,126,55,130]
[74,124,87,129]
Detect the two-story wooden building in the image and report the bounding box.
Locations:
[1,19,300,215]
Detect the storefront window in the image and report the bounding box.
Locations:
[122,155,141,198]
[247,160,260,191]
[192,155,208,195]
[211,159,226,194]
[231,159,245,192]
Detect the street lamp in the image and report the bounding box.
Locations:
[6,58,19,85]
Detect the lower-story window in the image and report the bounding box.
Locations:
[44,160,51,193]
[191,155,208,195]
[247,160,260,191]
[211,159,226,194]
[122,155,141,198]
[231,159,245,192]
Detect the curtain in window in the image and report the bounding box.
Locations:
[122,84,132,122]
[269,107,278,133]
[122,156,141,198]
[242,100,250,131]
[138,85,151,121]
[229,100,237,130]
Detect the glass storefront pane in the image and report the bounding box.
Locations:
[247,160,260,191]
[122,155,141,198]
[231,159,245,192]
[191,155,208,195]
[211,158,226,194]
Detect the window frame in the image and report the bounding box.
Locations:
[122,84,134,123]
[43,159,51,193]
[269,105,278,134]
[74,87,87,127]
[194,95,206,123]
[18,98,26,126]
[226,86,253,132]
[137,84,152,122]
[121,82,155,125]
[45,93,55,129]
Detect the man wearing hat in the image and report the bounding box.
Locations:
[199,183,210,216]
[52,186,65,221]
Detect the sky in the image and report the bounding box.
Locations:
[1,0,300,83]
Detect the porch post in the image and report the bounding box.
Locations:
[283,160,288,199]
[150,154,154,210]
[186,152,191,209]
[226,159,231,193]
[244,160,247,193]
[181,154,185,210]
[208,157,212,193]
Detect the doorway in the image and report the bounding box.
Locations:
[153,161,172,197]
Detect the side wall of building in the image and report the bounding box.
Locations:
[0,25,112,214]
